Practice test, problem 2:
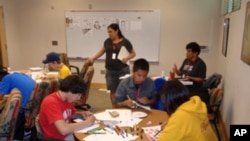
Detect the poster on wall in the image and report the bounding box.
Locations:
[241,1,250,65]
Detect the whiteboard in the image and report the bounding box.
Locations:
[65,10,160,62]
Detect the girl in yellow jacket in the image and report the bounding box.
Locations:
[157,79,218,141]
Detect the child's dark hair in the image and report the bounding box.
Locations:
[186,42,201,55]
[59,75,87,95]
[159,79,190,115]
[133,58,149,72]
[0,66,9,81]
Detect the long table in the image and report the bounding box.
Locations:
[74,108,169,141]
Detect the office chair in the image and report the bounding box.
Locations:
[0,89,22,141]
[151,77,166,111]
[203,73,222,89]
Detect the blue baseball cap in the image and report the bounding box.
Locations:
[42,52,60,64]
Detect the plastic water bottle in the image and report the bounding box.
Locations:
[161,71,165,79]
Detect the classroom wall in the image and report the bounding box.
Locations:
[3,0,250,136]
[0,0,220,81]
[217,0,250,133]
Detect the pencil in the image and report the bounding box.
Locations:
[154,129,161,137]
[127,95,131,100]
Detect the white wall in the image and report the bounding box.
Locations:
[3,0,249,135]
[217,0,250,132]
[0,0,220,82]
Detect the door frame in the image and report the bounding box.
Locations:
[0,7,9,67]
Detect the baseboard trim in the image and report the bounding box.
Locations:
[90,83,106,89]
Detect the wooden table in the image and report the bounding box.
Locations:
[74,108,169,141]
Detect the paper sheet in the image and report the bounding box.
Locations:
[74,119,100,133]
[142,125,162,141]
[83,132,138,141]
[117,46,129,61]
[134,102,151,111]
[94,109,142,127]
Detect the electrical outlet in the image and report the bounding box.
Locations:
[52,40,58,46]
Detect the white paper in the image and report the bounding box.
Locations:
[134,101,151,111]
[29,67,43,71]
[94,109,142,127]
[83,132,138,141]
[117,46,129,61]
[119,74,131,79]
[142,125,161,141]
[74,119,100,133]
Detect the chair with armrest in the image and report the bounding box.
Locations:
[24,77,59,130]
[24,77,60,141]
[35,115,64,141]
[75,64,94,111]
[0,88,22,141]
[79,60,93,78]
[203,73,222,89]
[207,87,223,141]
[58,53,80,75]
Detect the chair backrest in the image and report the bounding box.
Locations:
[203,73,222,89]
[151,78,166,111]
[0,88,22,141]
[58,53,70,67]
[35,115,63,141]
[79,60,93,79]
[24,78,59,129]
[81,66,94,105]
[208,88,223,112]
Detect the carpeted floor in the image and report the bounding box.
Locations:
[86,88,112,112]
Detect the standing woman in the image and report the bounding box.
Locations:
[88,23,136,107]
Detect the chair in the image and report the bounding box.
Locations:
[58,53,80,75]
[207,87,223,141]
[203,73,222,89]
[79,60,93,79]
[35,115,63,141]
[75,64,94,111]
[0,88,22,141]
[151,77,166,111]
[24,78,59,130]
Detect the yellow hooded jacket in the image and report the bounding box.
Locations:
[158,96,218,141]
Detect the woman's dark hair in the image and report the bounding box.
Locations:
[159,79,190,115]
[59,75,87,95]
[132,58,149,72]
[107,23,124,38]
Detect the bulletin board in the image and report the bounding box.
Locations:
[65,10,161,62]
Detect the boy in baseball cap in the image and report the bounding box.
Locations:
[43,52,71,79]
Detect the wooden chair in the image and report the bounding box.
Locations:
[24,78,59,130]
[58,53,80,75]
[79,60,93,79]
[35,115,63,141]
[207,87,223,141]
[0,88,22,141]
[75,64,94,111]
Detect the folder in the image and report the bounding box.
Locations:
[117,46,129,61]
